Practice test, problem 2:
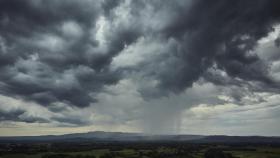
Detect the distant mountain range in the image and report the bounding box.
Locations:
[0,131,280,144]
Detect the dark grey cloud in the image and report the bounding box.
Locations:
[0,108,48,123]
[0,0,129,108]
[156,0,280,92]
[275,38,280,47]
[109,0,280,101]
[102,0,123,16]
[51,116,90,127]
[0,0,280,119]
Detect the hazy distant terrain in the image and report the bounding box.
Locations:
[0,131,204,142]
[1,131,280,144]
[1,132,280,158]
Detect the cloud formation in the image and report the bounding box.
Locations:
[0,0,280,135]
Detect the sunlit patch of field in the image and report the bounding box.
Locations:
[226,147,280,158]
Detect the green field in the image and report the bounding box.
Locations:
[227,147,280,158]
[1,144,280,158]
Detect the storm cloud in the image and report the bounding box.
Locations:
[0,0,280,135]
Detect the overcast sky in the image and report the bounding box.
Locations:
[0,0,280,136]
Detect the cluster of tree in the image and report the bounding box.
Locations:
[144,151,195,158]
[0,143,51,155]
[204,149,236,158]
[42,153,96,158]
[98,150,195,158]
